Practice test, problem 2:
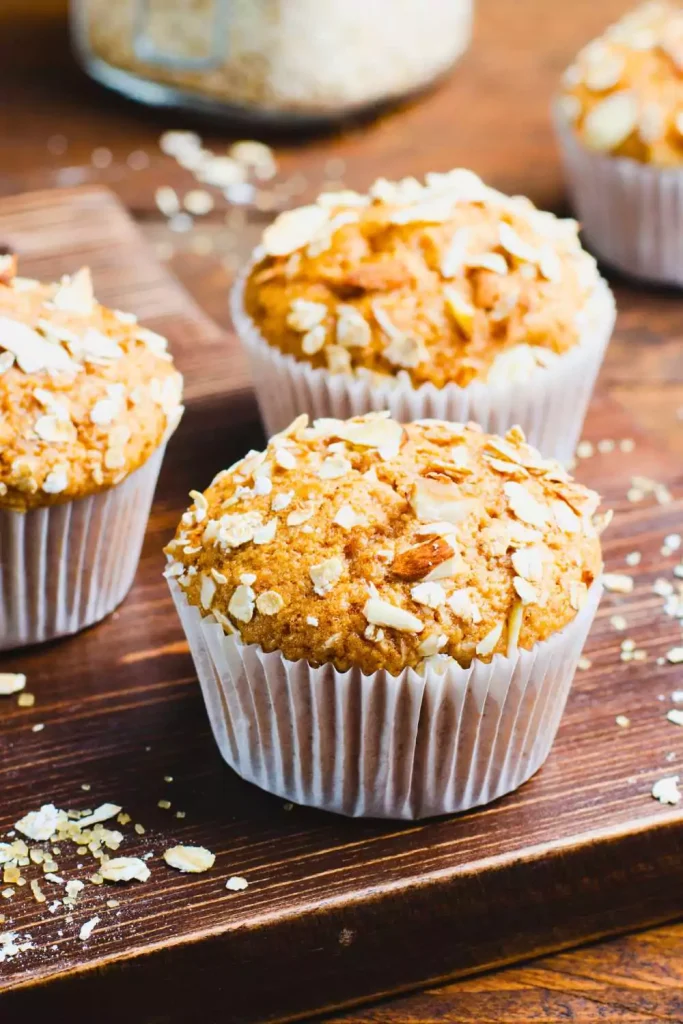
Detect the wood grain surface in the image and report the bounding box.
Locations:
[0,186,682,1024]
[1,1,683,1022]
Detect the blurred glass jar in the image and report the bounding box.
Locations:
[70,0,473,126]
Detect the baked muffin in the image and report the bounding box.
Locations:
[555,1,683,283]
[0,257,183,649]
[231,169,615,462]
[166,412,605,818]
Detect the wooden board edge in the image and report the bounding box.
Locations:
[3,814,683,1022]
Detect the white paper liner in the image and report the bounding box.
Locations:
[0,445,165,651]
[170,579,602,819]
[554,106,683,286]
[231,250,615,464]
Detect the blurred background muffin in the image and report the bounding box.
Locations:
[233,169,615,461]
[555,0,683,285]
[0,257,183,650]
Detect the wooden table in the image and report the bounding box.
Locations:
[1,1,683,1021]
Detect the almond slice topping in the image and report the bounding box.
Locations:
[363,598,424,633]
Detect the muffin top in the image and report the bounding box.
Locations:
[0,257,184,511]
[165,413,605,676]
[559,1,683,165]
[243,169,602,390]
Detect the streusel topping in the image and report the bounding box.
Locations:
[243,169,602,390]
[166,413,605,676]
[559,1,683,165]
[0,257,184,511]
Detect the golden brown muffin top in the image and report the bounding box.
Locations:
[559,1,683,165]
[165,413,605,676]
[242,170,602,390]
[0,257,184,511]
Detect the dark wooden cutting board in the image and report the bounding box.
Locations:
[1,186,683,1024]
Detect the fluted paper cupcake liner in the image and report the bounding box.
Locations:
[554,106,683,286]
[0,445,165,652]
[170,579,602,819]
[231,251,615,464]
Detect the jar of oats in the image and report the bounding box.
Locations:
[70,0,473,124]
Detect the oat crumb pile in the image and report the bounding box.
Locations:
[166,413,605,676]
[0,256,184,511]
[244,169,601,389]
[560,1,683,165]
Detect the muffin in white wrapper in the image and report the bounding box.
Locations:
[163,414,607,820]
[232,262,615,464]
[553,2,683,286]
[0,445,165,651]
[0,259,184,651]
[554,108,683,287]
[170,577,601,819]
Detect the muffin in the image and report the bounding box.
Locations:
[0,257,184,650]
[165,412,606,818]
[231,168,615,463]
[555,0,683,284]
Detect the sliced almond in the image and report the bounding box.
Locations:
[410,582,446,608]
[286,299,327,332]
[0,316,79,374]
[504,481,550,528]
[53,267,94,315]
[513,576,538,605]
[447,589,482,622]
[310,556,344,596]
[499,223,539,263]
[228,584,255,623]
[475,622,504,656]
[506,601,524,656]
[363,597,423,633]
[443,287,475,337]
[583,91,637,152]
[465,252,508,275]
[336,305,371,349]
[262,205,329,257]
[441,228,471,278]
[511,546,544,582]
[569,580,588,610]
[411,478,477,525]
